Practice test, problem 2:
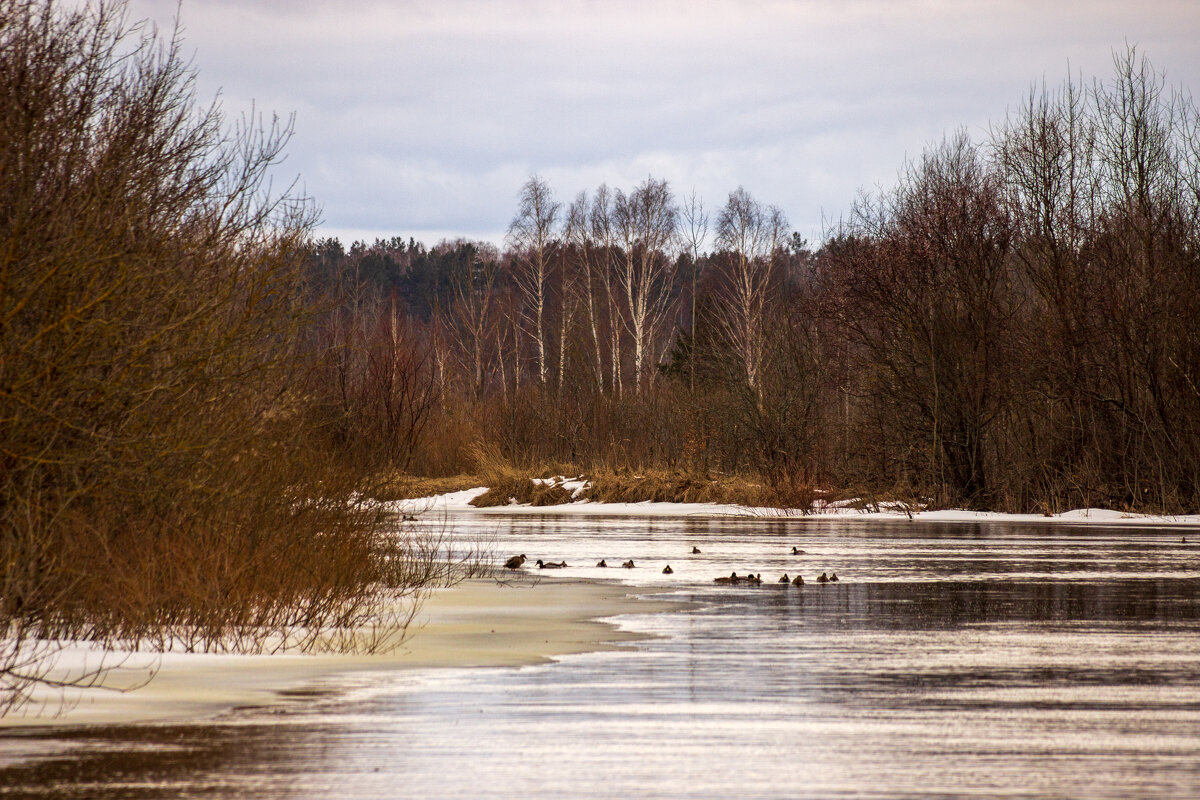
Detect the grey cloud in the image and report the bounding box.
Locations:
[128,0,1200,245]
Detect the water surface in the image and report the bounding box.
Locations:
[2,517,1199,798]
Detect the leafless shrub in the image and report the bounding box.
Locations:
[0,0,456,714]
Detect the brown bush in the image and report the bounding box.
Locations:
[0,0,448,713]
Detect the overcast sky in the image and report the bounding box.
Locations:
[128,0,1200,248]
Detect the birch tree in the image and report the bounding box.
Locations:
[506,176,560,386]
[680,188,709,392]
[588,184,625,394]
[713,187,788,394]
[609,178,679,393]
[566,191,607,392]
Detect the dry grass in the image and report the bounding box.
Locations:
[820,486,929,516]
[577,470,770,506]
[457,442,573,508]
[380,465,823,511]
[469,444,781,508]
[383,441,820,511]
[372,473,484,501]
[468,477,575,508]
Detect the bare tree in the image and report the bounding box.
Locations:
[554,236,576,391]
[565,191,607,392]
[590,183,624,395]
[445,243,501,399]
[680,188,709,392]
[506,176,561,386]
[609,177,680,393]
[993,72,1102,508]
[712,187,788,394]
[1088,48,1200,506]
[828,132,1016,506]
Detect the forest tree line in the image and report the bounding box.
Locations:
[310,50,1200,514]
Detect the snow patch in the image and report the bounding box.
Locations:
[385,488,489,515]
[391,487,1200,526]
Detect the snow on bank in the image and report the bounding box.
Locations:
[880,507,1200,527]
[390,486,755,518]
[391,484,1200,527]
[1,578,665,728]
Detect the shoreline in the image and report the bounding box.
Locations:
[0,576,676,730]
[397,487,1200,527]
[6,495,1195,730]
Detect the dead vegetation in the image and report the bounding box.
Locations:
[468,478,575,508]
[460,443,572,507]
[373,474,485,502]
[576,470,767,506]
[0,1,470,716]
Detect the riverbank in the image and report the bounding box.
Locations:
[1,576,671,729]
[7,491,1195,729]
[396,485,1200,526]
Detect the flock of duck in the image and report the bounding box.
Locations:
[502,546,843,587]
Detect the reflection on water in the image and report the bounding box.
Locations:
[3,520,1200,799]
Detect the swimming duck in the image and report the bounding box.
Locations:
[662,565,674,574]
[791,547,806,555]
[713,572,739,584]
[691,546,702,554]
[778,574,790,584]
[536,559,567,569]
[503,554,527,569]
[621,560,635,569]
[746,573,763,586]
[816,572,829,583]
[596,559,608,567]
[792,575,805,586]
[829,572,839,582]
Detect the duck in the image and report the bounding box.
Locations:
[596,559,608,568]
[503,554,527,569]
[662,565,674,574]
[791,547,806,555]
[830,572,839,582]
[713,572,739,584]
[621,560,635,569]
[792,575,805,586]
[778,574,790,584]
[536,559,567,569]
[746,573,763,586]
[691,546,702,554]
[1183,536,1189,544]
[816,572,829,583]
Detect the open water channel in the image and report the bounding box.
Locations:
[2,514,1200,798]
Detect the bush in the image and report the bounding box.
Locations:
[0,0,437,714]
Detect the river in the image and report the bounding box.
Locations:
[2,515,1199,798]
